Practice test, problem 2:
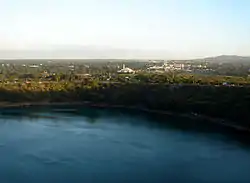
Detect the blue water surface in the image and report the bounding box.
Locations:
[0,106,249,183]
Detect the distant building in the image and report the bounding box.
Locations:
[29,65,39,68]
[173,63,185,70]
[147,66,165,72]
[162,63,185,71]
[117,64,135,74]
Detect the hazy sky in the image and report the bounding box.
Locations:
[0,0,250,58]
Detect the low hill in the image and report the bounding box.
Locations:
[200,55,250,63]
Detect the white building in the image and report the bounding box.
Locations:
[147,66,165,72]
[29,65,39,68]
[163,63,185,71]
[173,63,185,70]
[117,64,135,74]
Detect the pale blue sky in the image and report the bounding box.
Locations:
[0,0,249,58]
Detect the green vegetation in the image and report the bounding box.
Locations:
[0,60,249,129]
[0,72,249,129]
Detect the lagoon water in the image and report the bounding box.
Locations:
[0,106,250,183]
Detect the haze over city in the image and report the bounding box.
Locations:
[0,0,249,59]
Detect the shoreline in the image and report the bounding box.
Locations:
[0,101,249,133]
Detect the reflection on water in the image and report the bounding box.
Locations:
[0,106,250,183]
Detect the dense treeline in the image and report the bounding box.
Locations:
[0,76,249,128]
